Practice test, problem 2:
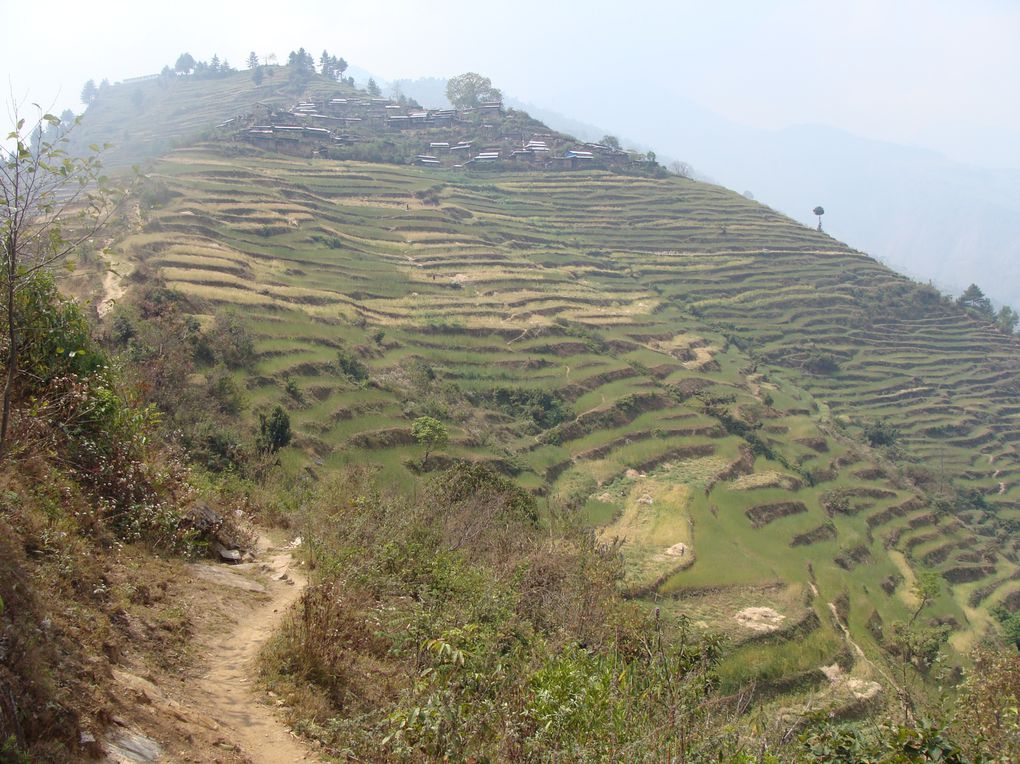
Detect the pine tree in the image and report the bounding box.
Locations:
[958,284,993,318]
[80,79,98,106]
[174,52,195,75]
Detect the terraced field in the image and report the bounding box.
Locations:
[109,140,1020,710]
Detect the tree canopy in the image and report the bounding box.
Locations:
[80,79,97,106]
[446,72,502,109]
[411,415,448,467]
[175,52,196,75]
[958,283,994,318]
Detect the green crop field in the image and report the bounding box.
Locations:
[81,71,1020,717]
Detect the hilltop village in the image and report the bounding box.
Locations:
[226,95,658,170]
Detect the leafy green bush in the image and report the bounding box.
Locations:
[488,386,569,428]
[5,273,191,549]
[864,418,900,447]
[804,350,840,375]
[334,348,369,382]
[257,406,292,454]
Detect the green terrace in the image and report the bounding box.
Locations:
[108,140,1020,712]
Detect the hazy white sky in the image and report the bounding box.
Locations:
[4,0,1018,167]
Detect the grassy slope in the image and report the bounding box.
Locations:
[86,73,1020,705]
[70,67,355,168]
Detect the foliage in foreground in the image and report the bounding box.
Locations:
[259,461,1020,763]
[262,463,750,762]
[0,271,196,761]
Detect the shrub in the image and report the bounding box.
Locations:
[263,464,744,762]
[334,348,368,382]
[489,386,569,429]
[804,350,840,375]
[864,418,900,447]
[205,311,255,369]
[258,406,292,454]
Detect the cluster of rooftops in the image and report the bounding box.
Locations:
[225,94,649,170]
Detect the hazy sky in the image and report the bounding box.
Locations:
[4,0,1019,167]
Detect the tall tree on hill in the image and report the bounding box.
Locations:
[996,305,1019,334]
[367,78,381,96]
[174,52,195,75]
[247,51,259,70]
[0,109,116,456]
[80,79,97,106]
[288,48,314,73]
[335,56,348,81]
[813,205,825,231]
[210,54,221,73]
[446,72,502,109]
[257,406,291,453]
[958,284,994,318]
[320,50,332,77]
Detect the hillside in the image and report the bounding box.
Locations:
[28,67,1013,754]
[69,66,360,168]
[92,98,1020,687]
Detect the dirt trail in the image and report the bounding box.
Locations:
[827,601,899,693]
[189,536,314,763]
[102,536,318,763]
[98,266,126,318]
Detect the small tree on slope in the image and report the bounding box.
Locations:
[411,415,448,468]
[0,107,115,458]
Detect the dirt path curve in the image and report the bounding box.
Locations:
[97,266,125,318]
[191,536,315,763]
[827,601,899,691]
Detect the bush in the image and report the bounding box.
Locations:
[489,386,569,428]
[205,311,255,369]
[864,418,900,447]
[2,274,192,550]
[260,463,763,762]
[804,350,840,375]
[258,406,292,454]
[334,348,368,382]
